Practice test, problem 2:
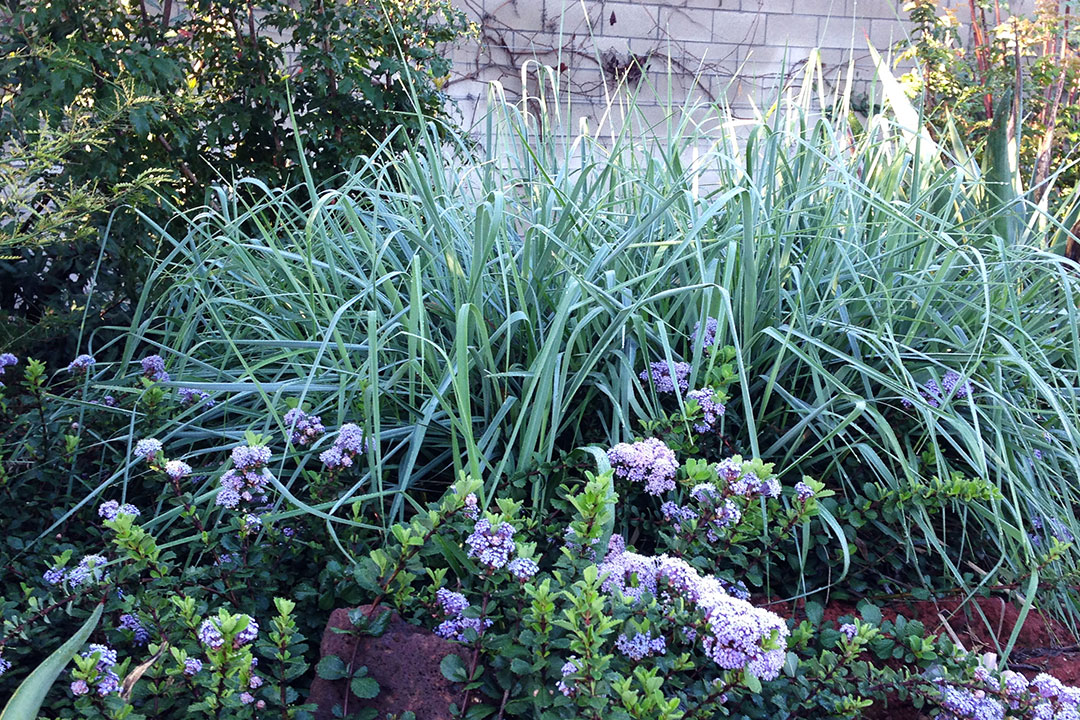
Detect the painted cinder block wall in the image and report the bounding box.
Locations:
[443,0,1034,129]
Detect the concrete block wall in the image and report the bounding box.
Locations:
[444,0,1033,131]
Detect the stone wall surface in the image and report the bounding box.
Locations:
[443,0,1034,128]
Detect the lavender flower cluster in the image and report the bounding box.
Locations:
[319,423,368,470]
[692,317,719,353]
[0,352,16,388]
[140,354,170,383]
[134,438,163,463]
[640,361,691,394]
[44,554,109,588]
[687,387,725,433]
[598,540,789,679]
[71,644,120,697]
[716,457,781,499]
[434,588,492,643]
[216,443,273,510]
[615,631,667,661]
[98,500,140,522]
[902,370,973,409]
[67,354,95,375]
[198,614,259,651]
[608,438,679,496]
[178,387,215,409]
[119,613,151,645]
[466,518,517,570]
[284,407,326,446]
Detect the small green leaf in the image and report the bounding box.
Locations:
[857,600,882,626]
[350,676,379,699]
[316,655,348,681]
[440,653,468,683]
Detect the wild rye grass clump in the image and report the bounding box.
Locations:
[96,60,1080,622]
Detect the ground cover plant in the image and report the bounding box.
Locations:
[4,54,1080,718]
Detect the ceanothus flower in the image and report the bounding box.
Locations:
[43,566,65,585]
[0,652,10,678]
[197,619,225,650]
[82,643,117,670]
[839,623,857,641]
[70,679,90,696]
[320,423,368,471]
[183,658,202,676]
[216,443,274,509]
[140,354,170,383]
[507,557,539,581]
[178,387,215,408]
[794,481,814,503]
[640,361,691,394]
[939,685,1005,720]
[941,370,972,399]
[67,354,96,375]
[465,518,516,570]
[98,500,140,521]
[67,555,109,587]
[134,438,163,462]
[462,492,479,519]
[692,317,719,352]
[598,550,658,602]
[661,501,698,529]
[1032,673,1065,699]
[615,631,667,660]
[435,616,492,643]
[0,352,17,388]
[283,407,325,446]
[164,460,192,481]
[608,438,679,496]
[436,588,468,617]
[556,658,578,697]
[687,387,725,433]
[716,457,742,484]
[234,616,259,647]
[119,613,150,645]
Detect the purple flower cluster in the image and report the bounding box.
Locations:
[507,557,539,581]
[716,457,780,499]
[598,543,788,679]
[98,500,140,521]
[436,588,469,617]
[319,423,368,471]
[615,631,667,660]
[466,518,517,570]
[938,685,1005,720]
[284,407,326,446]
[0,352,16,388]
[687,387,725,433]
[794,481,815,503]
[0,652,10,678]
[134,438,163,463]
[692,317,719,353]
[462,492,479,519]
[67,354,96,375]
[46,554,109,587]
[216,443,273,509]
[640,361,692,394]
[119,613,150,645]
[608,438,679,496]
[434,590,491,643]
[556,658,578,697]
[140,354,170,383]
[903,370,973,409]
[198,614,258,650]
[839,623,857,641]
[165,460,192,481]
[178,387,215,408]
[661,500,699,529]
[73,644,120,696]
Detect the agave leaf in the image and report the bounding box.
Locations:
[0,603,104,720]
